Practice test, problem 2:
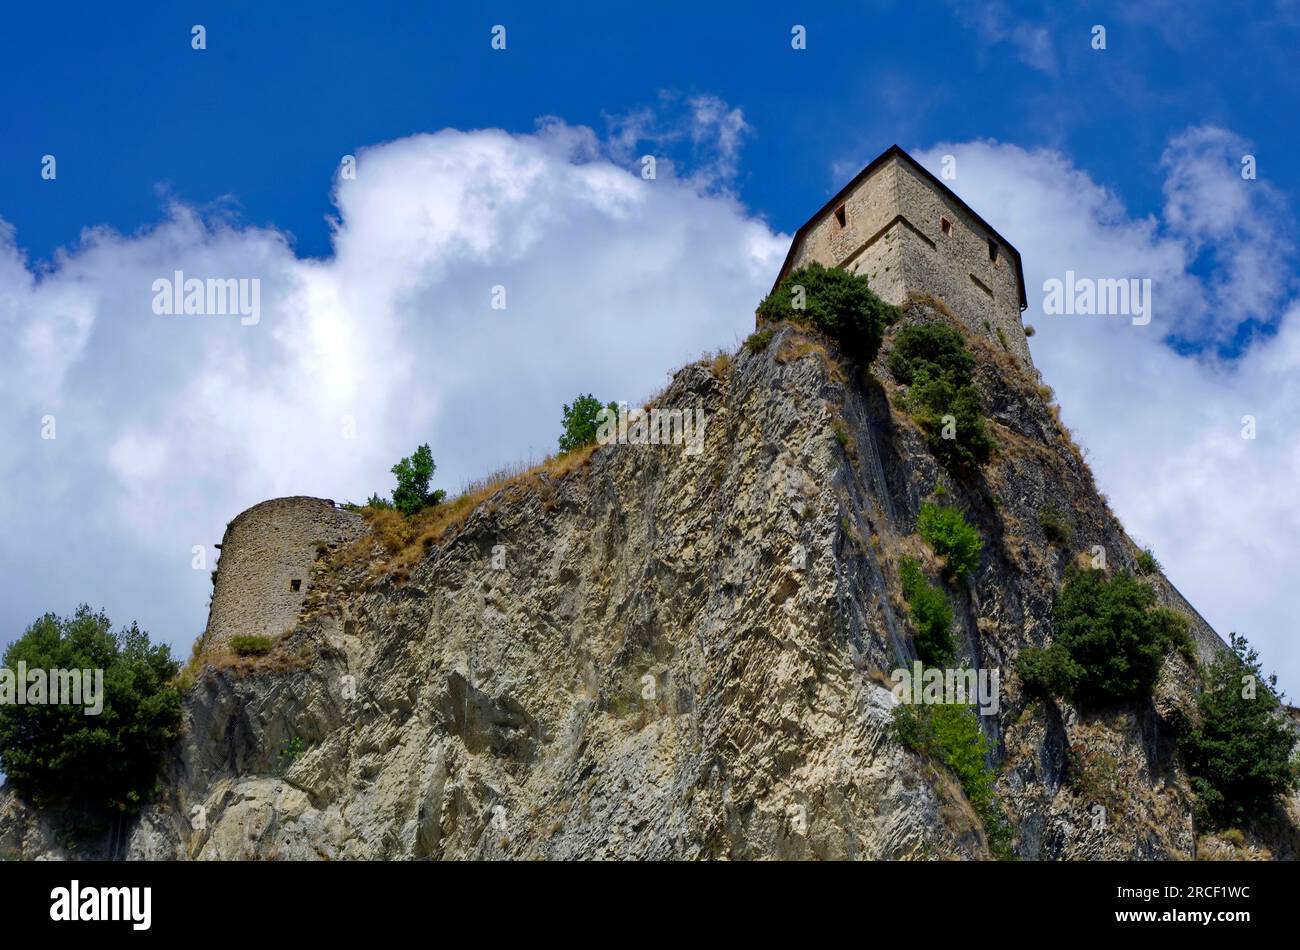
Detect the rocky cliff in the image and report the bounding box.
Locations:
[3,301,1297,860]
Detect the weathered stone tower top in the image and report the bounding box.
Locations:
[773,144,1031,365]
[203,496,368,653]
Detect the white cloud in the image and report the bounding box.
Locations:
[946,1,1058,74]
[602,91,751,193]
[1160,126,1293,339]
[0,113,785,657]
[916,135,1300,695]
[3,112,1296,702]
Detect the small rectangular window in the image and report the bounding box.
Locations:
[833,204,847,228]
[290,578,302,592]
[940,217,952,236]
[988,239,999,263]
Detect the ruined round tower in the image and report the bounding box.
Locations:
[203,496,368,653]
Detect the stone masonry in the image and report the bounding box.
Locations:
[203,496,368,652]
[772,144,1032,365]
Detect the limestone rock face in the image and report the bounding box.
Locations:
[3,305,1296,860]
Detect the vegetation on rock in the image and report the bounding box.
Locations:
[1181,632,1298,828]
[1135,546,1160,575]
[917,502,983,581]
[888,321,993,471]
[0,608,181,831]
[891,696,1014,858]
[273,736,307,777]
[898,556,956,665]
[1017,568,1192,705]
[366,443,446,515]
[230,635,274,657]
[756,262,894,363]
[1066,742,1121,812]
[558,394,617,454]
[1037,506,1073,545]
[744,327,775,353]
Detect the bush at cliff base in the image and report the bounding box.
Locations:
[0,607,181,832]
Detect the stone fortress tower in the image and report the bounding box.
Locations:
[771,145,1031,365]
[201,146,1029,657]
[203,496,368,653]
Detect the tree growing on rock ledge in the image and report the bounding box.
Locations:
[367,443,447,515]
[558,394,617,454]
[1181,632,1298,829]
[756,262,894,364]
[888,320,993,472]
[1017,568,1193,705]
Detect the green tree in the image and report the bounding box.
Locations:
[889,321,993,470]
[1019,568,1190,705]
[384,443,446,515]
[891,696,1014,857]
[0,607,181,831]
[1182,632,1298,828]
[1016,642,1082,698]
[559,394,617,454]
[1135,546,1161,575]
[889,321,975,385]
[917,502,983,580]
[898,556,955,666]
[755,262,895,363]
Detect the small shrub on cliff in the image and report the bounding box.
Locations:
[174,633,206,692]
[755,262,893,363]
[889,321,993,471]
[891,697,1014,857]
[1135,546,1160,575]
[833,420,851,449]
[917,502,983,580]
[558,394,618,454]
[1038,507,1072,545]
[1159,609,1197,662]
[368,443,447,516]
[889,321,974,384]
[0,607,181,831]
[1181,632,1298,829]
[1066,743,1121,811]
[1219,827,1247,849]
[1018,568,1191,705]
[1016,642,1082,697]
[230,635,273,657]
[744,328,775,353]
[898,557,955,666]
[273,736,307,777]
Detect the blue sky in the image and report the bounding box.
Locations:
[1,2,1298,691]
[6,2,1297,286]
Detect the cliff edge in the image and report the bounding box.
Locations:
[4,302,1297,860]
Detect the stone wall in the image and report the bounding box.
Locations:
[789,158,907,303]
[203,496,367,652]
[892,158,1030,363]
[783,150,1032,366]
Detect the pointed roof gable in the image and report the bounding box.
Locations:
[770,144,1027,310]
